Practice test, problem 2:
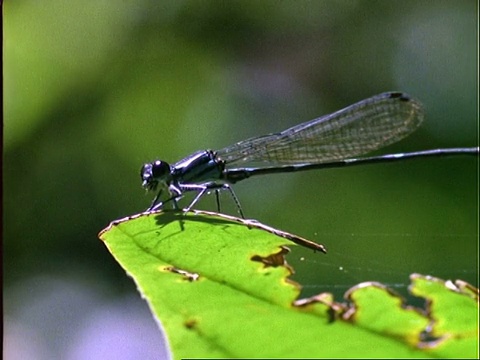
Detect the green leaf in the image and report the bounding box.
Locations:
[99,210,477,359]
[408,274,479,358]
[343,282,430,344]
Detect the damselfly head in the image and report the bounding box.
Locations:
[140,160,171,192]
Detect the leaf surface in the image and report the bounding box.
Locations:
[99,210,477,359]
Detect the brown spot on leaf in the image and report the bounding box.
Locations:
[184,318,197,329]
[163,266,199,281]
[294,293,347,323]
[251,246,291,268]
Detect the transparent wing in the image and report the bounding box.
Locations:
[216,92,424,167]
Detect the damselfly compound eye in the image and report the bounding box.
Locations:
[140,161,171,191]
[151,160,171,179]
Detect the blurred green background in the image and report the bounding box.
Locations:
[4,0,478,358]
